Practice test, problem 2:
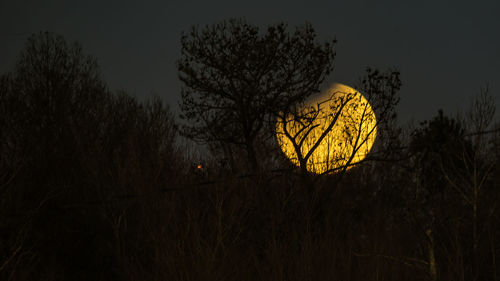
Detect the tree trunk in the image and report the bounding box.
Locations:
[246,140,258,172]
[426,228,438,281]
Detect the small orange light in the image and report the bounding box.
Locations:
[197,164,202,169]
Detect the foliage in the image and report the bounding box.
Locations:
[410,110,470,194]
[178,19,335,170]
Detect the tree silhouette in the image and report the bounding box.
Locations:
[178,18,335,171]
[0,32,179,280]
[408,110,472,280]
[1,28,499,281]
[276,68,401,184]
[408,91,498,280]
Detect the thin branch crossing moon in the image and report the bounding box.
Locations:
[276,83,377,174]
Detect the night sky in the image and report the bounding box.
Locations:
[1,0,499,124]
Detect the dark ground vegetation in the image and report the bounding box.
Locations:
[1,32,499,281]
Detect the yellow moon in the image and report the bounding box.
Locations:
[276,83,377,174]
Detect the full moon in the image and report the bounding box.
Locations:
[276,83,377,174]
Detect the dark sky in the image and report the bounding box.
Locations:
[1,0,499,124]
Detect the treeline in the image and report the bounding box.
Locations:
[0,31,499,281]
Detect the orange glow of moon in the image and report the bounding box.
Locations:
[276,83,377,174]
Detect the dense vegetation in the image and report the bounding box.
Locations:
[0,32,499,281]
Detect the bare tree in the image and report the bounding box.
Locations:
[178,18,335,171]
[0,32,180,280]
[407,88,498,281]
[0,31,112,280]
[275,68,401,184]
[440,88,497,280]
